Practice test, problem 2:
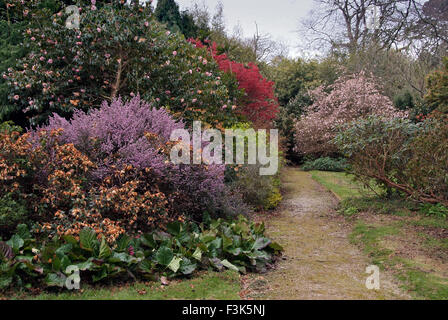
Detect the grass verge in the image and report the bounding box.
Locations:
[311,170,448,300]
[3,271,241,300]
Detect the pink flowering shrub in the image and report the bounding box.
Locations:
[41,95,247,220]
[294,72,406,156]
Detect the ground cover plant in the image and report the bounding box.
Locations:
[0,216,282,292]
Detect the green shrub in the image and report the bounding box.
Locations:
[0,218,283,292]
[0,195,28,236]
[419,204,448,218]
[335,116,448,206]
[227,164,282,211]
[4,3,242,127]
[302,157,349,172]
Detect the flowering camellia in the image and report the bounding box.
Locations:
[294,72,407,156]
[5,3,242,128]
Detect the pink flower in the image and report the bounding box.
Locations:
[222,105,227,109]
[91,5,97,11]
[13,95,19,100]
[97,27,101,32]
[31,37,36,41]
[189,69,193,74]
[39,57,45,61]
[203,59,208,65]
[192,98,197,103]
[47,59,53,64]
[173,51,177,56]
[232,105,237,110]
[166,31,171,36]
[144,21,149,27]
[105,53,111,59]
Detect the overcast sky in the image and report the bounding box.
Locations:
[152,0,315,58]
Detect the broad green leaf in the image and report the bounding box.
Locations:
[221,259,239,272]
[155,246,173,266]
[108,252,130,264]
[139,260,153,273]
[45,273,66,287]
[16,224,31,240]
[141,233,156,249]
[79,228,98,252]
[98,237,112,260]
[167,221,182,236]
[252,237,271,250]
[222,235,233,249]
[92,267,108,283]
[55,244,73,258]
[179,258,197,275]
[7,234,24,252]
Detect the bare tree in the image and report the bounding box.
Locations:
[298,0,432,54]
[246,22,288,62]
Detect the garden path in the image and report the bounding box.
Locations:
[242,168,409,300]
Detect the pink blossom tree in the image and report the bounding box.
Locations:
[294,72,406,156]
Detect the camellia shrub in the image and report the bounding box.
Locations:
[191,40,279,128]
[3,3,242,127]
[294,72,405,156]
[334,116,448,206]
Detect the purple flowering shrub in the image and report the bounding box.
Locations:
[42,95,247,220]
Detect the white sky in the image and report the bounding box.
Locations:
[152,0,316,58]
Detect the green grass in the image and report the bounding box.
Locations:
[310,171,379,200]
[5,271,241,300]
[349,221,400,267]
[410,216,448,229]
[350,221,448,299]
[312,170,448,299]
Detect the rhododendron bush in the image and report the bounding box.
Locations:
[191,40,279,127]
[294,72,406,156]
[334,116,448,206]
[4,3,242,127]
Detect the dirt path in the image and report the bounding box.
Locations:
[244,168,409,300]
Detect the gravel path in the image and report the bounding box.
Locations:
[244,168,409,300]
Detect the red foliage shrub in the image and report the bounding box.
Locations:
[190,39,279,127]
